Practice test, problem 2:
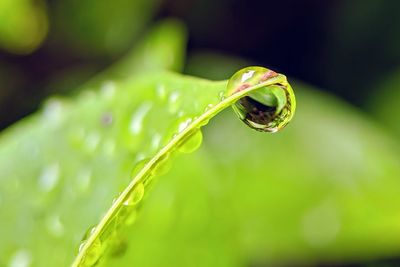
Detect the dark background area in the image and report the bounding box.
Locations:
[1,1,400,266]
[1,0,400,130]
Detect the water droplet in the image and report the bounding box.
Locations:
[38,163,60,192]
[102,139,116,156]
[130,103,152,135]
[178,118,193,133]
[204,103,214,112]
[177,129,203,153]
[218,91,225,101]
[46,214,64,237]
[156,84,166,100]
[84,132,101,152]
[100,81,116,99]
[123,183,144,206]
[130,158,149,178]
[76,168,92,192]
[42,98,64,125]
[109,237,128,258]
[68,127,86,148]
[226,66,295,132]
[151,153,172,177]
[8,250,31,267]
[151,133,162,149]
[124,209,138,226]
[80,238,103,267]
[168,91,181,114]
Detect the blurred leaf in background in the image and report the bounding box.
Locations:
[51,0,162,57]
[0,0,48,54]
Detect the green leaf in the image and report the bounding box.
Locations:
[71,67,294,267]
[110,83,400,267]
[0,62,294,267]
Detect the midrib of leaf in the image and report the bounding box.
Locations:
[72,74,289,267]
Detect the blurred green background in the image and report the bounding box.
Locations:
[1,0,400,266]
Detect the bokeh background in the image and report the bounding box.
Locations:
[2,0,400,267]
[2,0,400,131]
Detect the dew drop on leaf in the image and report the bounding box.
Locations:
[100,81,116,99]
[38,163,60,192]
[8,250,32,267]
[80,238,103,267]
[129,103,152,135]
[123,182,144,206]
[226,66,295,132]
[177,129,203,153]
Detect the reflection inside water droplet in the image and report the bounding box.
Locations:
[226,66,295,132]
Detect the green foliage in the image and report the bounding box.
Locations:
[1,15,400,267]
[367,70,400,137]
[52,0,162,56]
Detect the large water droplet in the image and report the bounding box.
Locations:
[226,66,295,132]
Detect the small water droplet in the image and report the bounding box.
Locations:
[102,139,116,156]
[80,238,103,267]
[156,84,166,100]
[76,168,92,192]
[151,133,162,149]
[178,118,192,133]
[123,183,144,206]
[130,103,152,135]
[168,91,181,114]
[226,66,295,132]
[68,127,86,148]
[204,103,214,112]
[177,129,203,153]
[8,250,31,267]
[124,209,138,226]
[109,237,128,258]
[100,81,116,99]
[46,214,64,237]
[218,91,225,101]
[130,158,149,178]
[42,98,64,125]
[38,163,60,192]
[84,132,101,152]
[151,153,172,177]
